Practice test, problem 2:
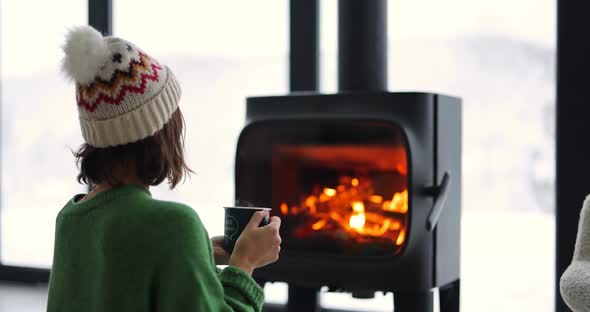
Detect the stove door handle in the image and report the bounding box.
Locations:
[425,171,452,231]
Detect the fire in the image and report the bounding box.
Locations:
[369,195,383,204]
[349,201,366,230]
[312,219,327,230]
[324,188,337,196]
[280,175,408,247]
[396,229,406,246]
[383,190,408,213]
[349,214,366,230]
[352,201,364,213]
[280,202,289,215]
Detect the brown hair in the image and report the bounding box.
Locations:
[74,108,193,189]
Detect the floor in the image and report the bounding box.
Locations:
[0,282,390,312]
[0,282,47,312]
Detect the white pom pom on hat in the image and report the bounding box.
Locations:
[61,25,109,85]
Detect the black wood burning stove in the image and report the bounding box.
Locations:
[234,1,462,311]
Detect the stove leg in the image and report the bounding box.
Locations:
[439,279,460,312]
[393,289,433,312]
[287,285,320,312]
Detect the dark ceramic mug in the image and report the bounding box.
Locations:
[224,206,271,253]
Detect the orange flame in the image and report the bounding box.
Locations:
[352,201,364,213]
[349,201,366,230]
[280,175,409,247]
[369,195,383,204]
[396,229,406,246]
[280,203,289,215]
[312,219,327,230]
[383,190,408,213]
[323,188,337,197]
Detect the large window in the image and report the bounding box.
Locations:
[317,0,555,308]
[381,1,555,311]
[1,0,555,311]
[0,0,87,268]
[114,0,289,238]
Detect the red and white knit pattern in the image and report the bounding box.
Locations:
[63,27,181,148]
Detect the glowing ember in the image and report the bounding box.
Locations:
[396,229,406,246]
[352,201,364,213]
[349,201,366,230]
[383,190,408,213]
[280,202,289,215]
[369,195,383,204]
[323,188,337,197]
[312,219,327,230]
[280,175,409,247]
[349,214,366,230]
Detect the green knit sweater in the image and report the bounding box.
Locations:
[47,184,264,312]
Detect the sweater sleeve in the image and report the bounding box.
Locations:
[153,205,264,312]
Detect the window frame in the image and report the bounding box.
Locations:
[0,4,569,312]
[555,0,590,310]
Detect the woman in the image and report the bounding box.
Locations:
[47,25,281,312]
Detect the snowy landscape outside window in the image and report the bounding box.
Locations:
[1,0,554,311]
[0,0,87,268]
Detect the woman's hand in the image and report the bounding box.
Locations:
[211,236,230,265]
[229,211,282,275]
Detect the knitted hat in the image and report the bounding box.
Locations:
[62,26,181,148]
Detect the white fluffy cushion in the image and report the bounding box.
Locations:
[560,196,590,312]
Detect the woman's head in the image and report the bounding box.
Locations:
[62,26,189,188]
[74,108,192,189]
